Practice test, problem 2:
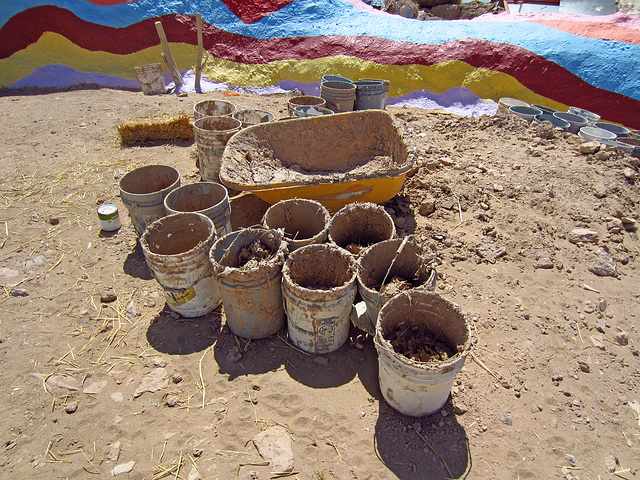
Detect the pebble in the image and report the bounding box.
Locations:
[164,395,182,407]
[589,250,617,277]
[596,320,607,333]
[580,141,599,154]
[171,373,183,384]
[419,200,436,216]
[499,412,513,425]
[568,228,599,244]
[10,288,29,297]
[226,346,242,362]
[193,448,204,457]
[441,199,456,210]
[313,356,329,365]
[534,257,554,269]
[100,291,117,303]
[552,374,563,382]
[614,331,629,346]
[112,460,135,476]
[590,335,606,350]
[493,184,504,192]
[476,242,507,264]
[65,401,78,414]
[583,301,596,314]
[48,216,60,225]
[577,361,590,373]
[107,441,121,461]
[605,455,618,473]
[253,426,294,473]
[133,368,169,398]
[565,454,578,467]
[25,255,47,269]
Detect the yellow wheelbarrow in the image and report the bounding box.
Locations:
[219,110,416,213]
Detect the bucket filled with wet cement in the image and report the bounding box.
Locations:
[164,181,232,237]
[282,244,357,354]
[262,198,331,251]
[119,164,180,236]
[210,228,287,339]
[375,290,472,416]
[328,202,396,255]
[141,212,220,317]
[356,237,437,335]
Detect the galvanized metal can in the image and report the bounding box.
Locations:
[97,204,121,231]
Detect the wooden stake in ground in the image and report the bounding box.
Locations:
[195,13,203,92]
[155,21,183,88]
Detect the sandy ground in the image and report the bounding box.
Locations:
[0,88,639,480]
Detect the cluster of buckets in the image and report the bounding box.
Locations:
[116,162,471,415]
[498,97,640,157]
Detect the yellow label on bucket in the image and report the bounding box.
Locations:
[165,287,196,306]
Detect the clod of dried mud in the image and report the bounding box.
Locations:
[385,322,457,362]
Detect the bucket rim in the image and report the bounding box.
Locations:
[262,198,331,236]
[210,227,287,276]
[119,164,180,197]
[374,290,472,370]
[282,243,357,295]
[193,99,237,115]
[141,212,216,260]
[164,181,229,214]
[194,116,242,134]
[328,201,396,247]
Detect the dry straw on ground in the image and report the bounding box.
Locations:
[116,114,194,146]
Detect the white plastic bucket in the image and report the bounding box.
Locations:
[357,238,437,334]
[193,116,241,182]
[141,213,220,317]
[210,228,287,339]
[287,96,326,116]
[135,63,165,95]
[321,81,357,113]
[375,290,472,416]
[164,182,232,237]
[119,165,180,236]
[282,244,357,354]
[193,100,237,121]
[262,198,330,251]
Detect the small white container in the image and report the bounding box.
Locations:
[97,204,121,231]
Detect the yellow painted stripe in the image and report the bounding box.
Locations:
[1,32,567,111]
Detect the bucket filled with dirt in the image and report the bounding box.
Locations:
[164,181,232,237]
[375,290,471,416]
[356,237,437,335]
[193,116,241,182]
[282,244,357,354]
[210,228,287,339]
[141,212,220,317]
[262,198,330,251]
[119,164,180,236]
[329,202,396,255]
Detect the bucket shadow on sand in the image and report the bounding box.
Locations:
[374,400,470,480]
[123,241,153,280]
[146,308,222,355]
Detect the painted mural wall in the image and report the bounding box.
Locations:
[1,0,639,128]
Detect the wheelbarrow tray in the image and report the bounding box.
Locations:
[219,110,415,212]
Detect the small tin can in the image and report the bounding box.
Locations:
[97,204,121,231]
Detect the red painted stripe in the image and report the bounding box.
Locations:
[220,0,295,24]
[533,19,640,44]
[1,7,639,127]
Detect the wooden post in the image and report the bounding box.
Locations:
[155,21,183,88]
[195,14,203,92]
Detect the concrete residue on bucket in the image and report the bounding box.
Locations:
[141,212,220,318]
[119,164,180,236]
[356,237,437,334]
[282,244,357,354]
[210,228,287,339]
[375,290,472,416]
[193,116,241,182]
[262,198,330,251]
[329,202,396,255]
[193,99,237,121]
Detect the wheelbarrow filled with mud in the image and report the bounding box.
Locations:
[219,110,415,212]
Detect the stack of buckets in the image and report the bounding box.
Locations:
[320,75,389,113]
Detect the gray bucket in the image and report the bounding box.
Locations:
[287,96,326,116]
[119,164,180,236]
[534,114,570,129]
[193,116,241,182]
[193,100,237,121]
[262,198,331,251]
[553,112,587,134]
[321,81,357,113]
[328,202,396,255]
[232,109,275,129]
[282,244,357,354]
[164,181,232,237]
[375,290,472,416]
[356,238,437,335]
[210,228,287,339]
[141,213,220,317]
[359,78,390,109]
[135,63,165,95]
[354,80,385,111]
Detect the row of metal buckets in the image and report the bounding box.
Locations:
[118,165,471,416]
